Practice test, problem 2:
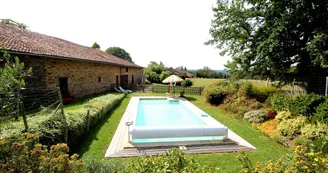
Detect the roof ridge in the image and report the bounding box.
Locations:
[0,23,143,68]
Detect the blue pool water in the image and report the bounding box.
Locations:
[136,99,205,126]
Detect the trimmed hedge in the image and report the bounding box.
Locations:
[1,93,126,146]
[181,79,193,87]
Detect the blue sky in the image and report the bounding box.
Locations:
[1,0,230,69]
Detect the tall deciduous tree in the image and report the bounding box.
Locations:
[105,47,133,62]
[206,0,328,87]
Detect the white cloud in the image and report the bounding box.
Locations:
[0,0,230,69]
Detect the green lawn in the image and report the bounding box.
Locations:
[191,78,224,86]
[74,92,289,172]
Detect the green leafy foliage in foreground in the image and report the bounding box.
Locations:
[239,145,328,173]
[0,133,212,173]
[0,133,84,172]
[1,93,126,146]
[125,148,212,173]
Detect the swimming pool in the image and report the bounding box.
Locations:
[129,98,228,144]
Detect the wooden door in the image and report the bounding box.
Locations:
[123,75,128,88]
[59,77,68,97]
[116,75,119,87]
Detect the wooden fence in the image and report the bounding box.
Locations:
[22,87,58,109]
[152,85,204,95]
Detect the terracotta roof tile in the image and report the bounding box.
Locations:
[0,24,142,68]
[168,67,194,78]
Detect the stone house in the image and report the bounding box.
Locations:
[0,24,143,97]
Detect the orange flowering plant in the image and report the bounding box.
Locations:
[0,133,84,172]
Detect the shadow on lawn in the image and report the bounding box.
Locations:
[69,97,126,157]
[184,96,197,101]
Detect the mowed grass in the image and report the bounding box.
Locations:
[191,78,224,87]
[75,92,289,172]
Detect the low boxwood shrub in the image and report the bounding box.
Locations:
[313,99,328,123]
[252,85,278,102]
[289,93,326,116]
[300,122,327,140]
[203,84,227,105]
[277,116,307,137]
[243,110,268,123]
[181,79,193,87]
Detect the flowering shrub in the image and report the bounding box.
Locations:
[300,123,328,140]
[0,133,84,172]
[275,111,293,122]
[277,116,307,137]
[267,110,277,119]
[239,145,328,173]
[244,110,268,123]
[255,119,278,137]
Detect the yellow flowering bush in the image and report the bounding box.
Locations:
[0,133,84,172]
[239,145,328,173]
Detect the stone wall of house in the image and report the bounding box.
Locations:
[19,55,143,97]
[128,67,143,85]
[20,55,48,87]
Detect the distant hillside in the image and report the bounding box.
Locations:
[189,69,227,73]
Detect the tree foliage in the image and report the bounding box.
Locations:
[105,47,132,62]
[207,0,328,83]
[91,42,100,49]
[195,66,222,78]
[144,61,169,83]
[0,47,32,117]
[0,19,28,29]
